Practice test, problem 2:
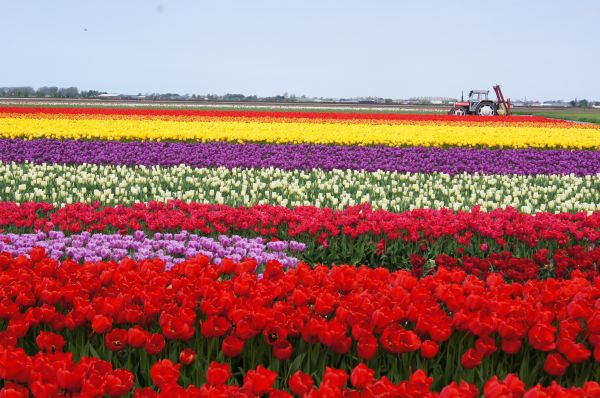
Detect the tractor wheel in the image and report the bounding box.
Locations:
[449,107,468,116]
[475,102,497,116]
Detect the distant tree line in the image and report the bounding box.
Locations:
[0,87,303,102]
[0,86,597,107]
[0,86,103,99]
[0,87,312,103]
[569,99,591,108]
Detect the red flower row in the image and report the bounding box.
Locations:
[0,106,566,124]
[2,201,598,279]
[1,250,600,388]
[137,361,600,398]
[3,346,599,398]
[4,201,596,247]
[0,344,134,397]
[418,248,600,281]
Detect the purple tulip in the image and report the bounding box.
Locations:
[0,231,304,270]
[1,138,599,176]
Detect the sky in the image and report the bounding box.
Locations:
[1,0,599,101]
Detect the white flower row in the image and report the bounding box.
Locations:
[0,162,598,213]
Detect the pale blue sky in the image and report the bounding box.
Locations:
[1,0,598,100]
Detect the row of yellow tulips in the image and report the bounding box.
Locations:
[1,116,598,148]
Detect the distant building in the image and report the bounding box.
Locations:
[407,96,456,105]
[122,95,146,100]
[97,93,122,100]
[96,93,146,100]
[541,101,569,107]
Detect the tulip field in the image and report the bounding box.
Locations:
[0,105,600,397]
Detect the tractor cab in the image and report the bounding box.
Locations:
[464,90,493,114]
[468,90,489,103]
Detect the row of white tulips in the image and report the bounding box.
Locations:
[0,162,598,213]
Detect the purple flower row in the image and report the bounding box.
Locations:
[0,230,305,269]
[1,139,599,175]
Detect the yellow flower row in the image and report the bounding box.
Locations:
[0,116,598,149]
[4,112,596,128]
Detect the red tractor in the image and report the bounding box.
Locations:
[448,85,511,116]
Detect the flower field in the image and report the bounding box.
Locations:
[0,105,599,397]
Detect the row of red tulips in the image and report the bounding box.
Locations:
[1,201,598,273]
[0,105,565,123]
[1,250,599,391]
[413,247,599,281]
[2,344,600,398]
[4,202,596,245]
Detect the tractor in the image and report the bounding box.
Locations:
[448,85,511,116]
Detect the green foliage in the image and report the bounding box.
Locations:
[514,109,600,125]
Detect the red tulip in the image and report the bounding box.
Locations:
[501,339,522,355]
[92,315,113,334]
[243,365,277,395]
[350,364,375,390]
[272,340,293,360]
[461,348,484,369]
[357,334,378,360]
[105,329,128,352]
[36,331,65,353]
[206,362,231,386]
[439,381,478,398]
[527,323,556,352]
[222,335,245,357]
[420,340,439,359]
[0,382,29,398]
[201,316,231,338]
[289,371,314,396]
[150,359,180,389]
[127,326,148,349]
[145,333,166,355]
[544,352,570,377]
[105,369,134,397]
[29,246,46,262]
[179,348,196,365]
[322,367,348,389]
